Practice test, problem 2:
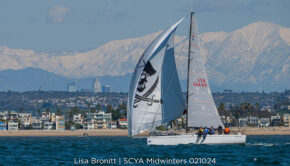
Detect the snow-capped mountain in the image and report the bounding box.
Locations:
[0,22,289,91]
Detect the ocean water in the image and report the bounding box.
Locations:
[0,135,289,165]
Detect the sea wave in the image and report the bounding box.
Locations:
[246,142,278,146]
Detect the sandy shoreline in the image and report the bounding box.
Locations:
[230,127,290,135]
[0,129,128,137]
[0,127,289,137]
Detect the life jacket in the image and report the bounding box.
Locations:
[198,128,203,133]
[224,128,230,133]
[210,129,215,133]
[203,128,209,133]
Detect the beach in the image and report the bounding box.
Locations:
[0,127,289,136]
[230,126,290,135]
[0,129,128,137]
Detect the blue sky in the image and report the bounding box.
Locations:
[0,0,289,52]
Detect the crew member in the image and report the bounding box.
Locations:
[203,127,209,139]
[198,126,203,138]
[224,126,231,135]
[209,126,215,135]
[218,125,223,135]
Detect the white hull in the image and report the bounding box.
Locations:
[147,134,246,145]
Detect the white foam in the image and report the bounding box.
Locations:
[246,142,278,146]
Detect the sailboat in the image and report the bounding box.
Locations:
[127,12,246,145]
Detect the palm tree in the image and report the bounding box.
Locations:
[19,107,24,114]
[90,107,96,113]
[87,102,91,111]
[46,108,50,113]
[56,108,62,116]
[96,104,102,111]
[255,103,260,111]
[37,109,41,116]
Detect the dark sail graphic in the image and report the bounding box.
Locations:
[134,61,160,108]
[134,77,159,108]
[137,62,156,93]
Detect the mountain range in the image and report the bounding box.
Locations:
[0,22,289,92]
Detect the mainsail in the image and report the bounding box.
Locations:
[127,18,185,136]
[187,14,224,129]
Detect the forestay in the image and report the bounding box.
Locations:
[128,18,185,136]
[187,15,224,129]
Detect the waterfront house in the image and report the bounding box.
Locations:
[7,113,18,121]
[43,122,54,130]
[248,116,259,127]
[32,117,42,129]
[221,116,226,125]
[174,117,186,129]
[117,119,127,128]
[96,111,112,129]
[0,112,7,120]
[19,113,32,118]
[280,101,290,111]
[56,116,65,130]
[51,113,56,123]
[259,118,270,127]
[85,113,95,122]
[100,111,112,123]
[83,121,94,130]
[282,114,290,127]
[107,122,117,129]
[73,114,83,125]
[221,116,232,127]
[0,122,6,130]
[20,116,32,129]
[95,121,106,129]
[271,114,281,126]
[85,111,112,129]
[238,117,248,127]
[86,111,112,123]
[261,106,272,112]
[8,121,18,130]
[42,112,51,120]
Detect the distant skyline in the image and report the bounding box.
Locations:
[1,0,290,52]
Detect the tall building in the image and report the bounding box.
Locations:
[102,85,111,93]
[93,78,101,93]
[67,83,77,92]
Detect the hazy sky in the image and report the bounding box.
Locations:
[0,0,289,52]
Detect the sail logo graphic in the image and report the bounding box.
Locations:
[193,78,207,87]
[134,61,161,108]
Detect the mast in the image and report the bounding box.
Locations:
[186,12,194,133]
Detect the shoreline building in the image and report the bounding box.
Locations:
[117,119,128,129]
[56,116,65,130]
[20,116,32,129]
[283,114,290,127]
[32,117,42,129]
[73,114,83,125]
[102,85,111,93]
[8,121,18,130]
[67,83,77,92]
[86,111,112,129]
[43,122,53,130]
[83,121,94,130]
[93,78,101,93]
[0,122,6,130]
